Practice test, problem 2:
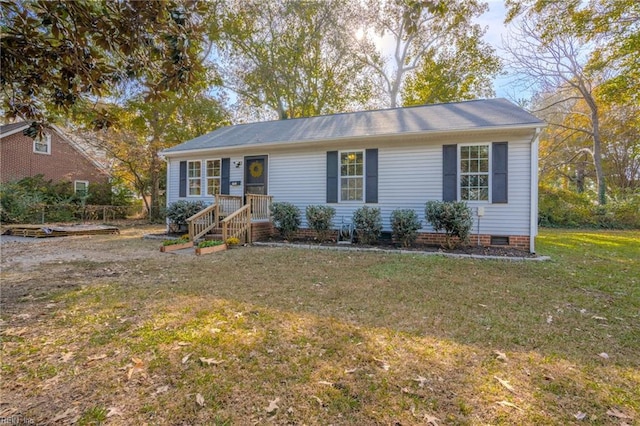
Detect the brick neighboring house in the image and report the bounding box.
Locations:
[0,122,109,193]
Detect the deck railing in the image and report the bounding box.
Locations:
[187,203,219,241]
[217,195,243,216]
[247,194,273,221]
[221,204,252,244]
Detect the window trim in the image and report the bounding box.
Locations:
[187,160,202,197]
[458,143,491,203]
[204,158,222,197]
[338,149,365,203]
[33,133,51,155]
[74,180,89,197]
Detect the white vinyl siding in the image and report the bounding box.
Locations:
[165,129,534,237]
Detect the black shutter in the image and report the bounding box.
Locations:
[326,151,338,203]
[365,149,378,203]
[492,142,508,203]
[221,158,230,195]
[442,144,457,201]
[179,161,187,197]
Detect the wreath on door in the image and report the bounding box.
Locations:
[249,161,263,178]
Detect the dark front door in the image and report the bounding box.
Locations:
[244,155,268,195]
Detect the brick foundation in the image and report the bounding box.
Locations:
[252,223,530,251]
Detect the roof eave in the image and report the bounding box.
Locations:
[0,124,29,139]
[161,122,545,157]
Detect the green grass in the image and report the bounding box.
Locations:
[1,228,638,424]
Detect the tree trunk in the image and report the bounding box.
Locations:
[149,153,161,221]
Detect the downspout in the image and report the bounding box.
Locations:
[160,153,169,233]
[529,128,541,253]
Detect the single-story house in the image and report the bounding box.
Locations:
[0,122,109,194]
[162,98,545,252]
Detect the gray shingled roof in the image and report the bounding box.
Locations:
[0,121,28,136]
[163,98,544,154]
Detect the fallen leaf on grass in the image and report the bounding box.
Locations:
[598,352,609,359]
[496,401,523,411]
[127,357,146,380]
[196,393,205,407]
[51,408,78,422]
[266,397,280,415]
[546,315,553,324]
[87,354,108,362]
[413,376,429,387]
[154,385,169,395]
[494,351,508,362]
[592,316,607,321]
[3,327,28,337]
[177,341,191,346]
[424,414,440,425]
[181,353,192,364]
[373,357,390,371]
[344,367,357,374]
[494,376,516,393]
[60,352,74,363]
[106,407,123,418]
[574,411,587,421]
[607,408,633,419]
[311,396,323,406]
[199,357,223,366]
[317,381,333,386]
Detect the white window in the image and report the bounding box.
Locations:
[460,144,490,201]
[74,180,89,197]
[187,160,201,196]
[340,150,364,201]
[33,134,51,154]
[205,159,221,196]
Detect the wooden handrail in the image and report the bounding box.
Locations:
[217,195,243,216]
[247,194,273,221]
[221,204,252,244]
[187,203,218,241]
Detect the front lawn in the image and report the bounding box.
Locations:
[1,228,638,424]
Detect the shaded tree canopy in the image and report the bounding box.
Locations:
[214,0,376,120]
[1,0,213,133]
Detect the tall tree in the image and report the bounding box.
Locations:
[504,7,609,204]
[401,24,500,105]
[215,0,376,120]
[506,0,640,104]
[76,93,230,220]
[358,0,497,108]
[1,0,213,130]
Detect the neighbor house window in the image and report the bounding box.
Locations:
[340,150,364,201]
[205,159,221,196]
[460,144,489,201]
[187,160,201,196]
[33,134,51,154]
[74,180,89,197]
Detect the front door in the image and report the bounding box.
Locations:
[244,155,268,195]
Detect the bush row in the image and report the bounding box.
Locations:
[539,186,640,229]
[271,201,473,248]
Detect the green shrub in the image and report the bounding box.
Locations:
[538,185,595,227]
[271,202,301,240]
[166,200,207,230]
[306,205,336,241]
[353,206,382,245]
[390,209,421,247]
[425,201,473,249]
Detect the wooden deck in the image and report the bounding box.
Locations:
[2,224,120,238]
